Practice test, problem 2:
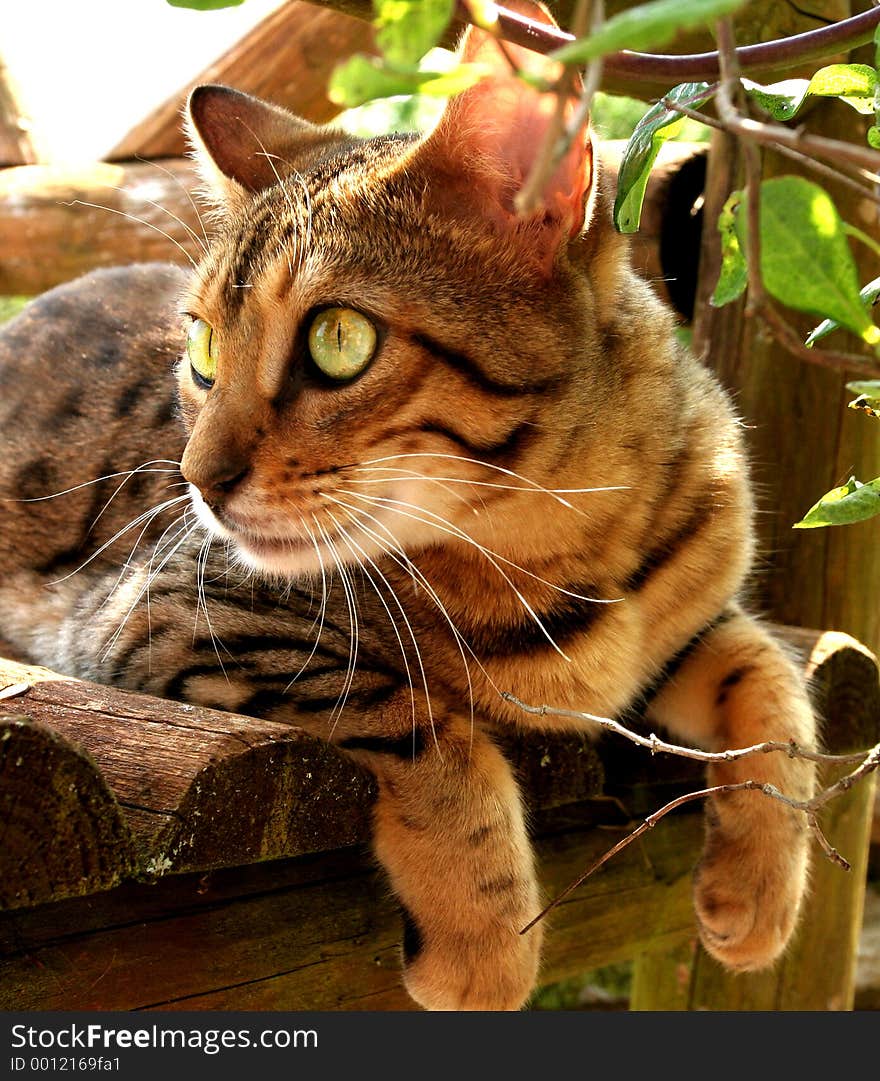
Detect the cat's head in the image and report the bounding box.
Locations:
[177,3,605,581]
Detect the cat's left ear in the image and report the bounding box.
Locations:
[186,85,346,211]
[405,3,594,264]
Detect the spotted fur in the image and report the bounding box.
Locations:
[0,5,815,1010]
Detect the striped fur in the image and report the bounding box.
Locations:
[0,6,815,1010]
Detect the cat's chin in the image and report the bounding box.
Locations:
[231,533,324,579]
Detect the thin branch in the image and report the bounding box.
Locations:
[514,0,598,216]
[663,98,880,207]
[486,4,880,85]
[755,300,880,378]
[520,742,879,934]
[302,2,880,86]
[457,0,521,74]
[501,692,871,767]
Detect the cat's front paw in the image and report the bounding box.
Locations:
[400,915,542,1011]
[693,822,809,970]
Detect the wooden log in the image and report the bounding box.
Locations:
[107,2,377,162]
[0,142,705,303]
[0,657,376,906]
[0,655,606,911]
[0,715,134,908]
[0,159,204,296]
[0,58,37,167]
[0,805,702,1011]
[0,625,876,1009]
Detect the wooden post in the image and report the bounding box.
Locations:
[650,3,880,1011]
[691,3,880,655]
[0,58,37,166]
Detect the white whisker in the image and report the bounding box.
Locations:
[64,200,198,268]
[325,507,427,748]
[314,518,359,735]
[334,490,575,661]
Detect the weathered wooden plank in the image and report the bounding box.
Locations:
[0,715,135,909]
[0,160,203,296]
[0,808,703,1011]
[0,655,607,909]
[0,657,376,902]
[0,58,37,167]
[108,2,376,161]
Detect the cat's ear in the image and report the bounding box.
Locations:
[407,3,594,263]
[186,85,344,210]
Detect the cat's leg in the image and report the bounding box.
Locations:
[646,605,816,970]
[343,703,543,1011]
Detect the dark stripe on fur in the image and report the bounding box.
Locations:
[413,332,561,398]
[624,500,716,593]
[415,419,535,462]
[465,581,609,657]
[617,608,734,722]
[340,727,426,759]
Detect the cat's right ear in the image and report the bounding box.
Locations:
[186,85,342,212]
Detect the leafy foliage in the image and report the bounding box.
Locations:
[165,0,244,8]
[329,0,465,108]
[613,83,714,233]
[743,65,876,122]
[550,0,746,65]
[755,177,880,346]
[711,191,747,306]
[806,276,880,347]
[794,477,880,529]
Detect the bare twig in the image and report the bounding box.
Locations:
[755,302,880,378]
[485,3,880,85]
[514,0,597,216]
[662,98,880,208]
[519,743,880,934]
[456,0,521,74]
[501,692,871,766]
[303,2,880,87]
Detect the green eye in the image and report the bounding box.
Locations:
[308,307,377,381]
[187,318,218,388]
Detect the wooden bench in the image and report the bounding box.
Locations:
[1,626,877,1011]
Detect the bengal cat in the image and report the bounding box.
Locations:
[0,4,815,1010]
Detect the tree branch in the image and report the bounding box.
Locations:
[516,734,880,934]
[302,1,880,88]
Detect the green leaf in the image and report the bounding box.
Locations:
[373,0,455,68]
[613,81,713,233]
[805,276,880,346]
[743,65,877,122]
[846,379,880,396]
[711,191,747,306]
[329,55,485,108]
[551,0,746,65]
[868,126,880,148]
[166,0,244,8]
[809,63,876,100]
[794,476,880,528]
[743,78,809,122]
[751,177,880,346]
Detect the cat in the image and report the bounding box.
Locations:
[0,3,816,1010]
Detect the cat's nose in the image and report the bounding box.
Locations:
[182,446,251,509]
